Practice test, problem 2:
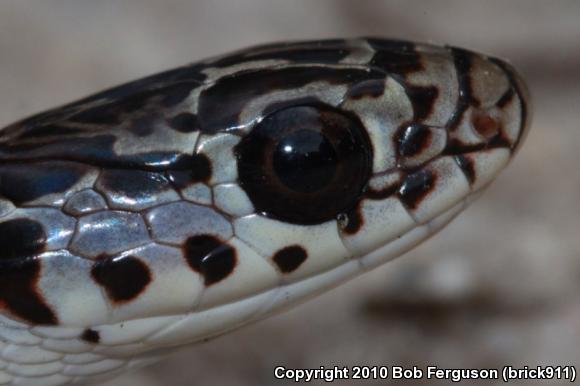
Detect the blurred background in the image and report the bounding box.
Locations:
[0,1,578,385]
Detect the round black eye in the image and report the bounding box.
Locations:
[235,104,372,225]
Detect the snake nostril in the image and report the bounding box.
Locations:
[471,110,500,139]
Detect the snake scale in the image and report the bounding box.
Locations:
[0,38,530,385]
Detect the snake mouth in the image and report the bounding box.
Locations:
[123,194,474,351]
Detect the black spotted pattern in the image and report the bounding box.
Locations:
[407,86,439,121]
[81,328,100,344]
[340,206,364,235]
[398,169,437,210]
[396,123,432,158]
[367,39,439,121]
[0,39,528,330]
[0,219,46,260]
[454,155,476,185]
[165,153,212,189]
[0,257,57,325]
[189,154,212,183]
[0,219,56,324]
[91,255,151,303]
[273,246,308,273]
[183,235,237,286]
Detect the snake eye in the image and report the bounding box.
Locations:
[235,104,372,225]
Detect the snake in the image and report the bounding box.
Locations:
[0,38,529,386]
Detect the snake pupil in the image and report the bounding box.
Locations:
[273,128,337,193]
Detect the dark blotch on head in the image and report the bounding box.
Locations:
[396,123,432,158]
[447,48,475,130]
[398,169,436,210]
[190,154,212,183]
[0,257,57,325]
[407,86,439,121]
[183,235,236,286]
[0,219,46,260]
[452,48,475,103]
[496,88,515,108]
[367,39,423,75]
[167,153,213,188]
[91,255,151,303]
[273,246,308,273]
[454,155,476,185]
[168,113,199,133]
[340,205,364,235]
[81,328,100,344]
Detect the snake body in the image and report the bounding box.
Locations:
[0,38,529,385]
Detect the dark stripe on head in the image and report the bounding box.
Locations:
[208,39,350,68]
[0,162,88,205]
[447,48,475,130]
[198,66,384,134]
[367,39,423,75]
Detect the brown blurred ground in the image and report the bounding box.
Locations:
[1,1,579,385]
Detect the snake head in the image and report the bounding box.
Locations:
[225,38,530,271]
[0,38,529,385]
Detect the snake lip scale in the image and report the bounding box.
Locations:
[0,37,529,385]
